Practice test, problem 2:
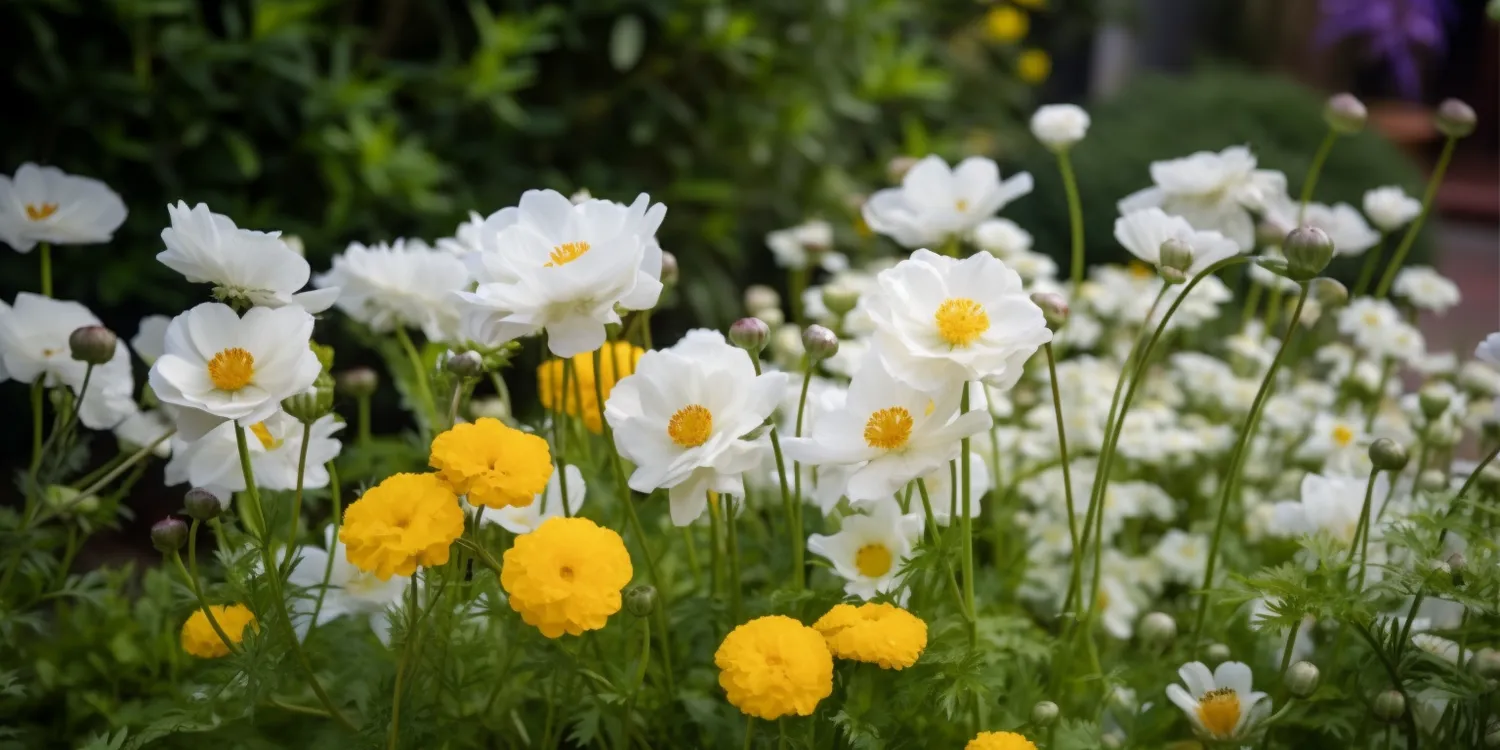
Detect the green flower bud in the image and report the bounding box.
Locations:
[1435,99,1477,139]
[1283,226,1334,281]
[744,285,781,316]
[1324,93,1368,135]
[1206,643,1231,663]
[1030,700,1059,727]
[184,488,223,521]
[1030,292,1069,331]
[1418,386,1451,421]
[660,252,679,287]
[311,342,335,373]
[282,385,334,425]
[1311,278,1349,309]
[1158,238,1194,283]
[1285,661,1320,698]
[802,325,839,362]
[1368,438,1409,472]
[1139,611,1177,647]
[822,284,860,316]
[1373,689,1406,722]
[624,585,657,618]
[337,367,379,399]
[1418,469,1448,493]
[44,485,96,516]
[729,318,770,355]
[151,517,189,553]
[68,325,118,365]
[445,350,485,379]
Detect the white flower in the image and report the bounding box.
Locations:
[453,190,665,356]
[863,249,1051,392]
[1362,186,1421,232]
[114,408,175,458]
[165,412,342,498]
[1166,661,1271,741]
[807,498,924,601]
[157,202,338,313]
[288,527,409,644]
[0,293,136,429]
[1119,146,1286,250]
[1392,266,1460,314]
[1297,411,1368,470]
[862,156,1033,248]
[604,330,786,525]
[970,218,1033,256]
[478,465,586,534]
[1094,573,1143,639]
[1268,471,1388,546]
[131,315,170,365]
[438,207,515,256]
[766,220,844,273]
[781,357,991,502]
[315,239,471,341]
[1030,104,1091,151]
[1113,207,1240,275]
[149,302,321,434]
[0,164,127,252]
[1301,202,1381,256]
[1411,633,1470,665]
[1151,529,1209,584]
[1338,298,1424,363]
[1477,333,1500,367]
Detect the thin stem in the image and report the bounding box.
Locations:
[279,421,313,573]
[1352,235,1386,297]
[39,242,52,297]
[1352,624,1420,750]
[1298,129,1339,221]
[743,716,756,750]
[749,355,802,590]
[1345,468,1382,592]
[555,356,574,518]
[393,327,435,434]
[38,365,93,475]
[726,494,744,624]
[793,357,815,575]
[619,617,651,750]
[389,577,419,750]
[916,479,972,622]
[959,382,976,645]
[709,494,722,597]
[1057,149,1087,289]
[312,462,342,629]
[778,718,788,750]
[1239,281,1265,327]
[1375,137,1457,299]
[1043,343,1081,606]
[27,381,44,490]
[32,428,176,527]
[789,268,808,328]
[169,549,238,654]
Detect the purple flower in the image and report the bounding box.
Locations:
[1315,0,1452,99]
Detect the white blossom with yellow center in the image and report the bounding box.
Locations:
[0,293,137,429]
[164,411,343,500]
[1166,661,1270,741]
[288,527,410,644]
[0,163,126,253]
[807,497,923,601]
[1267,471,1391,548]
[157,202,338,314]
[605,330,787,526]
[862,155,1033,249]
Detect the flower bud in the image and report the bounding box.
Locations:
[802,325,840,362]
[1030,700,1060,727]
[282,384,334,425]
[1368,438,1408,472]
[1324,93,1368,135]
[68,325,118,365]
[624,585,657,617]
[1418,469,1448,493]
[744,285,781,316]
[338,367,379,399]
[183,488,223,521]
[1100,732,1123,749]
[887,156,920,184]
[1418,387,1451,422]
[1139,611,1177,647]
[1283,226,1334,281]
[1206,642,1231,663]
[755,307,786,329]
[151,516,189,553]
[1030,292,1069,331]
[1428,421,1459,449]
[728,317,771,355]
[1373,689,1406,722]
[1285,661,1320,698]
[443,350,485,379]
[1311,278,1348,309]
[1472,648,1500,678]
[1447,552,1467,586]
[44,484,97,516]
[1435,99,1477,139]
[311,341,335,373]
[660,251,679,287]
[1158,238,1194,282]
[822,284,860,317]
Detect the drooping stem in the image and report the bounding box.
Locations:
[39,242,52,297]
[1374,137,1457,299]
[749,356,802,590]
[279,421,314,573]
[1057,149,1087,289]
[959,382,977,645]
[1352,234,1386,297]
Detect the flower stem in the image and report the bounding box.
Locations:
[39,242,52,297]
[743,716,756,750]
[27,382,44,492]
[1375,137,1457,299]
[1298,129,1339,221]
[1344,468,1382,592]
[726,493,744,624]
[1057,150,1086,290]
[279,422,313,574]
[1352,235,1386,297]
[749,356,802,590]
[1043,343,1081,610]
[789,268,808,327]
[619,616,651,750]
[916,479,972,622]
[393,327,435,435]
[168,547,238,654]
[557,357,575,517]
[708,495,722,597]
[33,428,176,526]
[312,462,341,628]
[793,355,814,540]
[959,382,977,645]
[389,577,419,750]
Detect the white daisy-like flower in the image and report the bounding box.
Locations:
[1339,298,1424,363]
[437,207,515,256]
[969,218,1034,257]
[1297,411,1368,470]
[1392,266,1460,314]
[862,249,1051,392]
[315,239,471,341]
[1093,572,1143,640]
[477,464,586,534]
[164,411,342,499]
[781,357,991,502]
[114,407,175,458]
[0,293,137,429]
[1166,661,1271,742]
[604,329,786,526]
[1118,146,1286,250]
[131,315,171,365]
[1362,186,1421,233]
[0,164,127,252]
[806,497,924,601]
[453,190,665,356]
[149,302,322,434]
[1151,529,1209,584]
[1113,207,1241,275]
[288,526,410,644]
[1029,103,1091,151]
[917,450,992,526]
[766,219,844,273]
[157,202,338,314]
[1477,333,1500,368]
[862,155,1033,248]
[1268,471,1389,547]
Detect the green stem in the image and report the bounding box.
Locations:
[789,268,808,328]
[39,242,52,297]
[32,428,175,527]
[38,365,93,476]
[959,382,976,645]
[1374,137,1457,299]
[1057,150,1086,289]
[749,356,802,590]
[1352,235,1386,297]
[619,617,651,750]
[554,356,574,518]
[1345,468,1382,592]
[389,576,419,750]
[915,479,972,622]
[279,421,313,574]
[709,495,722,597]
[27,381,44,491]
[743,715,756,750]
[312,462,342,628]
[793,356,814,561]
[169,548,239,654]
[1298,129,1339,221]
[726,493,744,624]
[393,327,435,434]
[1239,281,1265,327]
[1043,343,1081,605]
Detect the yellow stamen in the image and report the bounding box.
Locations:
[863,407,913,451]
[1332,424,1354,447]
[1195,688,1242,738]
[250,422,282,450]
[1128,261,1154,280]
[25,203,59,221]
[955,198,969,212]
[545,241,591,267]
[207,348,255,391]
[934,297,990,348]
[667,404,713,447]
[855,543,892,577]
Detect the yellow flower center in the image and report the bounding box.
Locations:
[855,543,892,577]
[250,422,282,450]
[934,297,989,348]
[207,347,255,391]
[1362,312,1380,326]
[1332,424,1354,447]
[546,241,591,267]
[25,202,59,221]
[955,198,969,212]
[559,565,575,582]
[863,407,913,451]
[1196,688,1242,738]
[667,404,713,448]
[1128,261,1154,280]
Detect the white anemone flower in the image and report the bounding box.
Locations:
[807,497,924,601]
[1118,146,1286,250]
[1362,186,1421,232]
[1030,103,1091,151]
[766,219,844,273]
[970,218,1034,257]
[863,249,1051,392]
[1166,661,1271,742]
[149,302,321,433]
[1392,266,1460,314]
[438,207,517,255]
[476,464,586,535]
[862,155,1033,248]
[781,357,991,502]
[1268,471,1389,547]
[1339,298,1425,364]
[604,330,787,526]
[1151,529,1209,584]
[0,293,137,429]
[164,411,342,499]
[315,239,471,341]
[157,202,338,313]
[1113,207,1240,275]
[0,163,127,252]
[131,314,171,365]
[453,190,665,356]
[288,527,410,644]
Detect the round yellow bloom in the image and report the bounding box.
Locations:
[538,341,643,433]
[715,615,834,720]
[1017,49,1051,84]
[180,604,257,658]
[812,602,928,670]
[967,731,1038,750]
[340,472,464,580]
[430,417,553,509]
[501,516,633,638]
[984,6,1029,43]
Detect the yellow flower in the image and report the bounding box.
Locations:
[340,472,464,580]
[537,341,643,433]
[501,516,633,638]
[812,602,928,670]
[967,731,1038,750]
[984,6,1029,43]
[1017,49,1051,84]
[180,604,257,658]
[430,417,553,509]
[715,615,834,720]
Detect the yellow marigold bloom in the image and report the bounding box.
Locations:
[501,516,633,638]
[430,417,553,509]
[984,6,1029,43]
[180,604,257,658]
[1017,49,1051,84]
[812,602,928,670]
[967,731,1038,750]
[340,472,464,580]
[715,615,834,720]
[537,341,643,433]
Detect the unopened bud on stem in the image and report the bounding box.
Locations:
[1324,93,1368,135]
[69,325,118,365]
[1284,226,1334,281]
[802,325,839,361]
[1030,292,1069,331]
[1158,238,1194,284]
[1286,661,1320,698]
[624,585,657,617]
[1030,700,1059,727]
[1435,99,1477,139]
[1373,689,1406,722]
[1369,438,1408,472]
[1139,611,1176,647]
[445,350,485,379]
[338,368,379,398]
[729,318,771,355]
[151,516,189,553]
[183,488,223,521]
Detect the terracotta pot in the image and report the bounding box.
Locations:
[1367,100,1437,160]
